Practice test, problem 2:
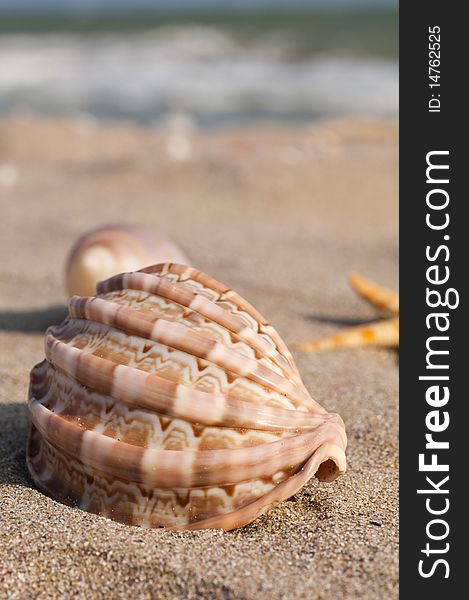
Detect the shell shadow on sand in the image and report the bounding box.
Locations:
[0,305,68,488]
[0,306,69,333]
[0,402,32,488]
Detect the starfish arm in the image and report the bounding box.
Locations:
[349,272,399,315]
[294,317,399,352]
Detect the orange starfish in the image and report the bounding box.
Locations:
[295,273,399,351]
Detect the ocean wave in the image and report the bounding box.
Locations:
[0,26,398,123]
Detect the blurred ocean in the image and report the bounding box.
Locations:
[0,5,398,126]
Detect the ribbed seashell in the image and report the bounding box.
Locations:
[27,263,347,530]
[65,223,188,297]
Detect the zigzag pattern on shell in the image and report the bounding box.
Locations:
[27,263,347,530]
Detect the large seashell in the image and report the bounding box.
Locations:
[65,223,188,297]
[27,263,347,530]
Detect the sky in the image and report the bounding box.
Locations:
[0,0,397,13]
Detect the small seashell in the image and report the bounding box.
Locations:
[65,223,188,298]
[27,263,347,530]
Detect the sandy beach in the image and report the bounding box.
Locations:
[0,115,398,599]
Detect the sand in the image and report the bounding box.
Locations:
[0,114,398,599]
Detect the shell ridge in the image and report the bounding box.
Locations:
[33,361,329,446]
[59,315,311,412]
[67,295,314,408]
[41,341,328,433]
[28,427,295,528]
[29,396,335,488]
[98,271,301,383]
[181,439,346,530]
[137,263,299,374]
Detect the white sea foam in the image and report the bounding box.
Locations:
[0,26,398,123]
